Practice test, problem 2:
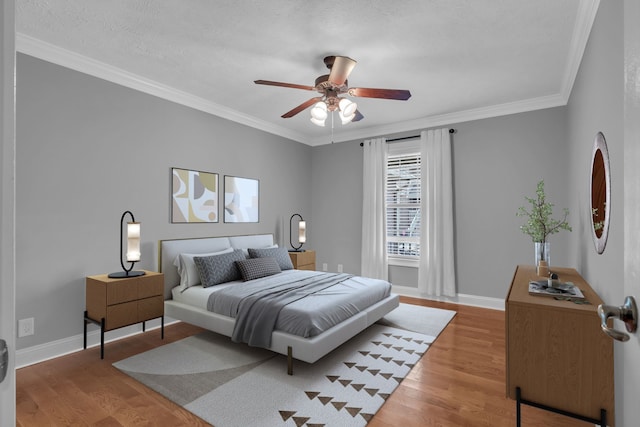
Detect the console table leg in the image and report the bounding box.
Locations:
[516,387,522,427]
[516,386,606,426]
[142,321,146,332]
[83,311,88,349]
[100,318,105,360]
[161,316,164,339]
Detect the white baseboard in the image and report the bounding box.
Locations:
[392,285,505,311]
[16,291,503,368]
[15,318,178,369]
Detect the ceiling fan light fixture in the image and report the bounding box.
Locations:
[310,101,328,120]
[338,109,356,125]
[310,116,326,127]
[338,98,357,117]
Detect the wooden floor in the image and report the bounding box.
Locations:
[16,297,588,426]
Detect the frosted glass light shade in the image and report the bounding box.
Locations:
[298,221,306,243]
[126,222,141,262]
[310,102,328,120]
[310,116,326,127]
[339,109,356,124]
[338,98,357,117]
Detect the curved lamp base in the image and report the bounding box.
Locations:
[108,270,146,279]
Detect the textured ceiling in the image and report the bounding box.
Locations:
[16,0,597,145]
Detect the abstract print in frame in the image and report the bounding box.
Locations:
[171,167,219,223]
[224,176,259,223]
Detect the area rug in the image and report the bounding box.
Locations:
[113,304,455,427]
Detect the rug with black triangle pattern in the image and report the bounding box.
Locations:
[113,305,454,427]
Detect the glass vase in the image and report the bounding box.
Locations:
[534,242,550,267]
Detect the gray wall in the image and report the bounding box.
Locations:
[15,0,625,353]
[16,54,311,349]
[566,0,623,307]
[311,107,571,300]
[563,1,626,420]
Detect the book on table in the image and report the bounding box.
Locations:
[528,280,586,300]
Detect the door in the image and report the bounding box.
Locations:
[623,0,640,424]
[0,1,16,425]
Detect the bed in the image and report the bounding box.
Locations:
[159,233,399,374]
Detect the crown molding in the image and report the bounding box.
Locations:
[560,0,600,101]
[307,93,568,146]
[15,33,312,145]
[17,0,597,149]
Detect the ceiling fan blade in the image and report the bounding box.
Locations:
[349,87,412,100]
[352,110,364,122]
[282,97,323,118]
[254,80,316,91]
[328,56,357,86]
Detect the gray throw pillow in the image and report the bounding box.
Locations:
[248,247,294,270]
[194,249,246,287]
[236,257,282,281]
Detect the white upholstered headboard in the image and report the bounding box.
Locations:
[158,233,274,299]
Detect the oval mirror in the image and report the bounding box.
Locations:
[590,132,611,254]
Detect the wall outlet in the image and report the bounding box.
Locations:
[322,263,328,271]
[337,264,343,273]
[18,318,34,338]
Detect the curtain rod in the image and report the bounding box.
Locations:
[360,128,456,146]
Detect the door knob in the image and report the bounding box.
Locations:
[597,296,637,342]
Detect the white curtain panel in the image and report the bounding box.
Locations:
[361,138,388,280]
[419,129,457,296]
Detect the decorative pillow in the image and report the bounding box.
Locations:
[236,257,282,281]
[194,249,247,288]
[240,243,278,257]
[248,247,294,270]
[173,247,233,291]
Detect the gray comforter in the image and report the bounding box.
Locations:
[207,272,353,347]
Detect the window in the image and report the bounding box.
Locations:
[386,144,421,266]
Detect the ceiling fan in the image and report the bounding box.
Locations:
[254,56,411,127]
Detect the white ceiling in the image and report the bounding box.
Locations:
[15,0,598,146]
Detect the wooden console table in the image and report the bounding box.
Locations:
[505,265,614,426]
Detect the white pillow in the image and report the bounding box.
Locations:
[174,247,233,291]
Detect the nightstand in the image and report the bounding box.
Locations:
[289,250,316,270]
[84,270,164,359]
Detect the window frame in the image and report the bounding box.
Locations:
[386,139,421,268]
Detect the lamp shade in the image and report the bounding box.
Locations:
[126,222,141,262]
[338,98,357,117]
[310,101,328,120]
[298,220,306,243]
[339,109,356,125]
[310,102,327,127]
[310,116,326,127]
[108,211,146,278]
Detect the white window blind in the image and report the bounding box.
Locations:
[386,152,421,260]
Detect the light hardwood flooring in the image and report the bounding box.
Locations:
[17,297,588,426]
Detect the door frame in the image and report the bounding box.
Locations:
[0,0,16,425]
[622,0,640,425]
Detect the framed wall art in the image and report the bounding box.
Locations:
[224,175,259,223]
[171,167,219,223]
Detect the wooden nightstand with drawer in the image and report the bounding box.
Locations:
[289,250,316,271]
[84,271,164,358]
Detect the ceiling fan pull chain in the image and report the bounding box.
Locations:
[331,111,335,143]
